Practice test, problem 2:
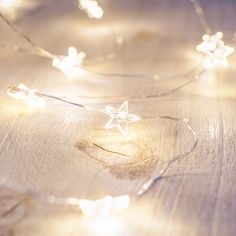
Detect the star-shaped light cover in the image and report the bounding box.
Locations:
[196,32,234,69]
[7,83,45,107]
[52,47,86,79]
[79,0,103,19]
[105,101,140,136]
[78,195,130,218]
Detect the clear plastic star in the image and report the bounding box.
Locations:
[104,101,140,136]
[78,195,130,217]
[79,0,103,19]
[196,32,234,69]
[52,47,86,79]
[7,83,45,107]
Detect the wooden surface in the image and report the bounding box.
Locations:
[0,0,236,235]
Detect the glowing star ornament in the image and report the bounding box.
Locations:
[79,0,103,19]
[196,32,234,69]
[78,195,130,217]
[7,83,45,107]
[52,47,86,79]
[104,101,140,136]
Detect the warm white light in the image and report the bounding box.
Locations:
[196,32,234,69]
[52,47,86,79]
[105,101,140,136]
[7,83,45,107]
[0,0,22,19]
[79,0,103,19]
[79,195,130,217]
[116,35,124,45]
[6,87,140,136]
[1,0,15,7]
[83,217,125,236]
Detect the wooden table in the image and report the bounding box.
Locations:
[0,0,236,235]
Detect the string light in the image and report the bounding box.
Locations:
[52,47,86,79]
[104,101,140,136]
[7,83,45,107]
[0,10,205,96]
[196,32,234,69]
[78,0,103,19]
[78,195,130,217]
[7,85,140,136]
[0,115,198,218]
[0,0,227,225]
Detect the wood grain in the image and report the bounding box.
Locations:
[0,0,236,235]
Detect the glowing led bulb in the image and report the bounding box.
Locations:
[196,32,234,69]
[0,0,22,19]
[0,0,22,9]
[1,0,15,7]
[52,47,86,79]
[7,83,45,107]
[79,0,103,19]
[79,195,130,217]
[104,101,140,136]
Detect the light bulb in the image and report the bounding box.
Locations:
[52,47,86,79]
[104,101,140,136]
[196,32,234,69]
[79,195,130,217]
[79,0,103,19]
[1,0,15,7]
[0,0,22,19]
[7,83,45,107]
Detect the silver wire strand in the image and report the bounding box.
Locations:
[0,12,55,59]
[136,116,198,196]
[0,7,207,89]
[0,116,198,207]
[189,0,212,34]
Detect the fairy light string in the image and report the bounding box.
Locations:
[0,0,234,104]
[0,2,226,94]
[0,9,203,91]
[0,0,233,221]
[0,114,198,217]
[6,82,198,216]
[8,84,141,136]
[78,0,103,19]
[6,67,204,110]
[6,83,199,216]
[0,1,207,101]
[0,2,234,103]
